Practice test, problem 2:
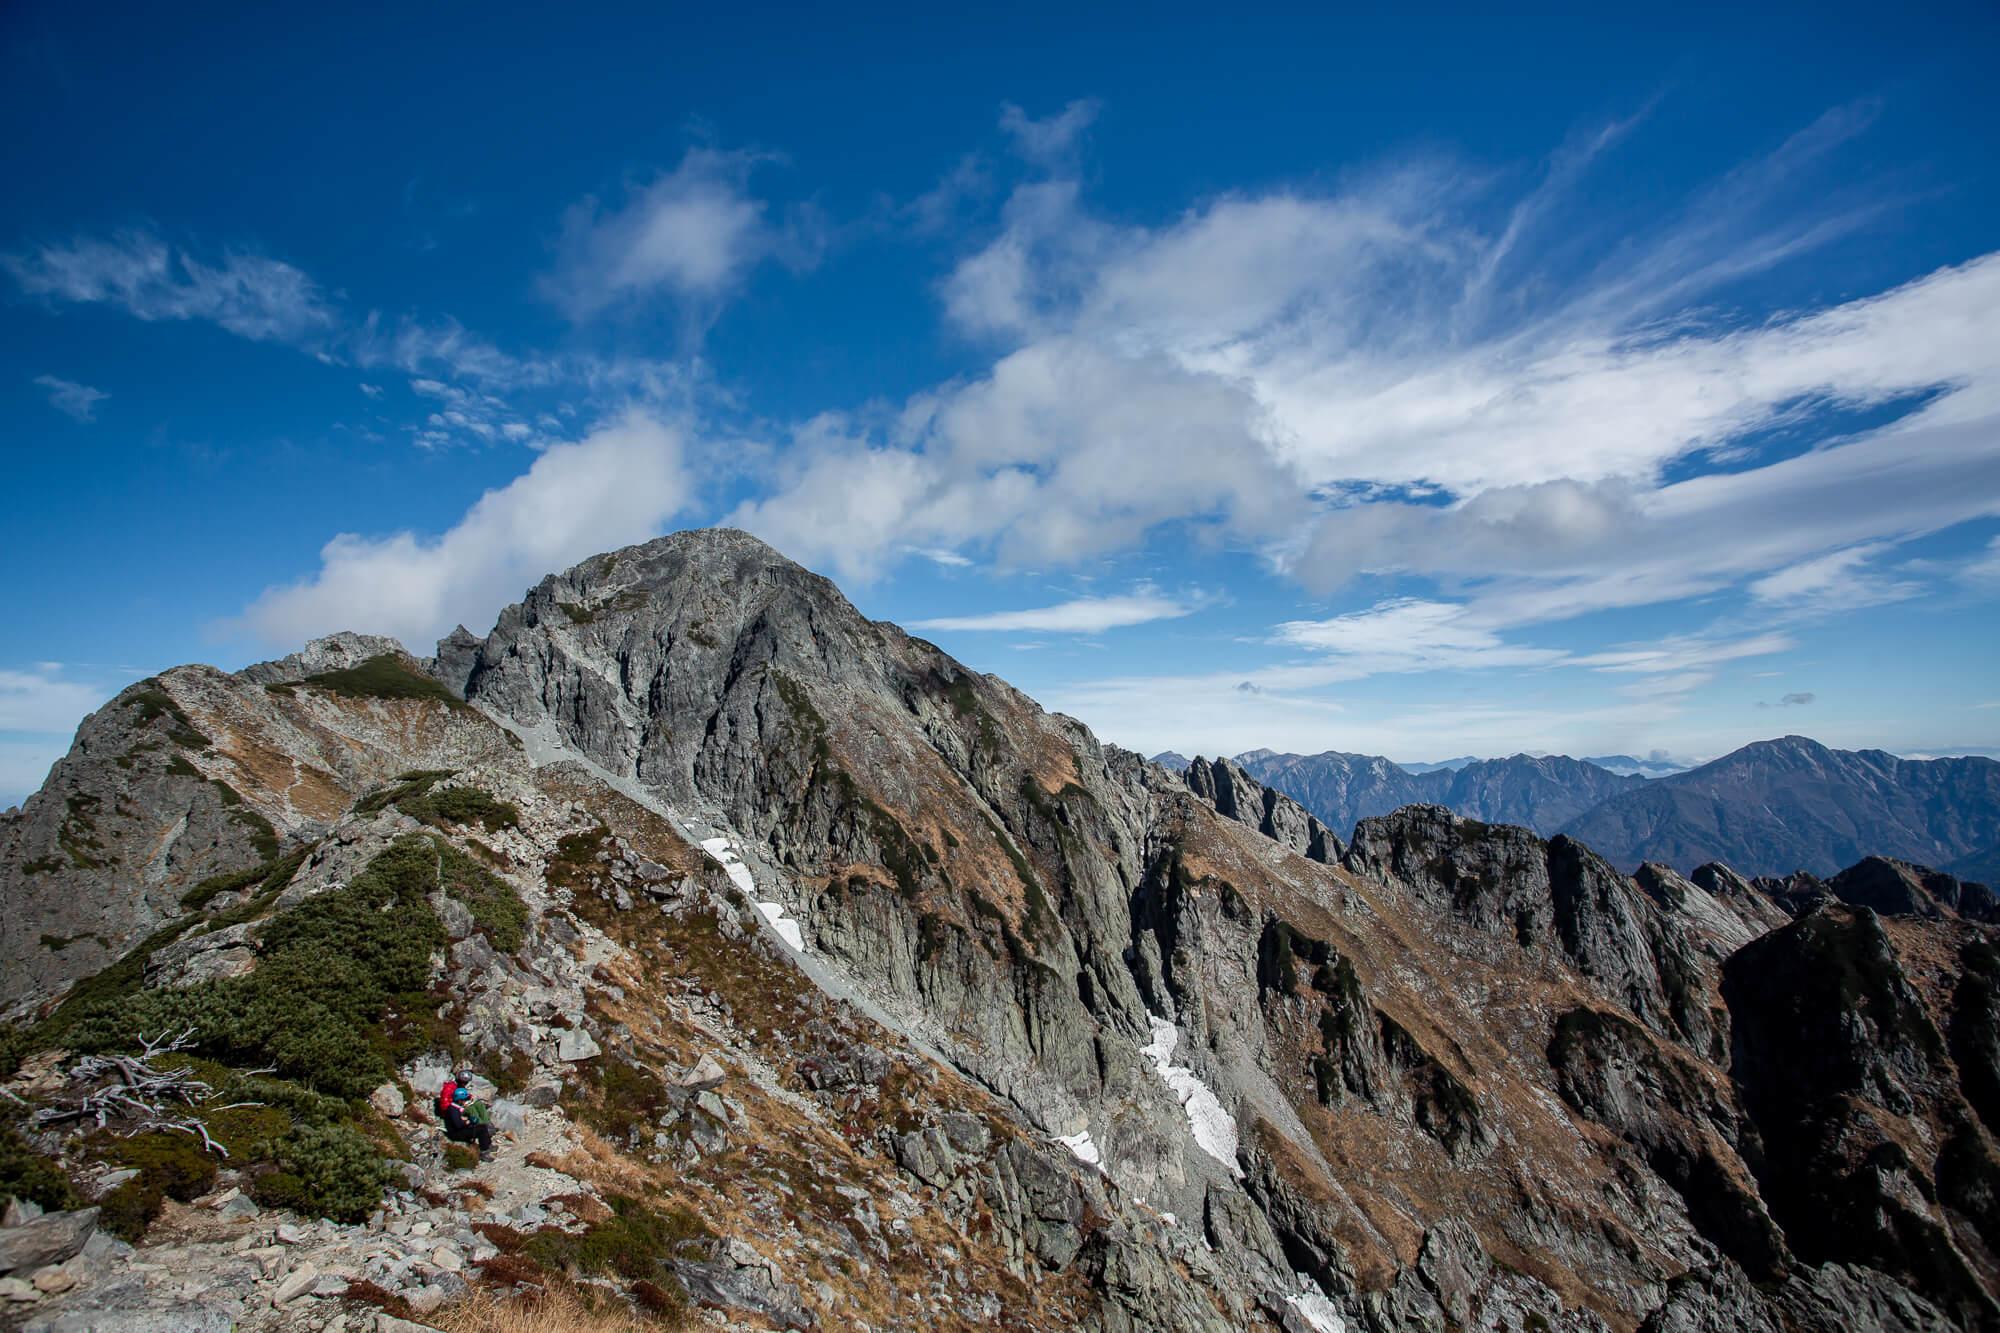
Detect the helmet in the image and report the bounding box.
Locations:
[453,1087,472,1102]
[458,1071,476,1084]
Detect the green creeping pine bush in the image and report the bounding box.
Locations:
[37,918,200,1040]
[353,770,454,815]
[300,654,468,710]
[442,1143,479,1171]
[0,1023,31,1081]
[433,838,527,951]
[0,1122,79,1214]
[398,784,521,834]
[250,1121,394,1223]
[57,834,452,1096]
[99,1129,224,1240]
[180,863,271,910]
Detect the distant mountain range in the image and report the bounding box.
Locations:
[1160,736,2000,878]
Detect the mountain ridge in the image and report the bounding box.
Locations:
[1,526,1995,1332]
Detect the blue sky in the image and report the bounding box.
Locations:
[5,0,2000,806]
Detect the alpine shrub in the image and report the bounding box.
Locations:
[0,1122,79,1215]
[250,1121,393,1223]
[60,835,449,1096]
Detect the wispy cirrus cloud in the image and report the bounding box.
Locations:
[0,665,112,732]
[32,374,108,422]
[731,99,2000,652]
[5,231,337,343]
[914,587,1205,633]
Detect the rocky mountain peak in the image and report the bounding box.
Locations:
[2,526,1996,1333]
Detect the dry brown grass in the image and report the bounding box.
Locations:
[562,1126,655,1195]
[438,1276,683,1333]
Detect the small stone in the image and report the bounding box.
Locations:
[409,1220,433,1237]
[0,1275,38,1302]
[406,1283,448,1314]
[92,1168,142,1196]
[369,1084,406,1118]
[29,1264,73,1295]
[202,1186,241,1210]
[431,1245,462,1272]
[218,1195,260,1222]
[556,1028,601,1062]
[2,1198,44,1228]
[271,1261,319,1304]
[683,1053,726,1090]
[276,1223,305,1245]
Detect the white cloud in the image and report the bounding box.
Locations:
[729,341,1305,579]
[999,100,1101,170]
[1958,536,2000,588]
[543,148,820,320]
[5,231,337,343]
[0,736,69,811]
[33,374,108,422]
[732,104,2000,644]
[1748,544,1923,615]
[914,589,1202,633]
[1272,599,1567,675]
[0,667,111,732]
[232,412,693,649]
[1572,631,1795,675]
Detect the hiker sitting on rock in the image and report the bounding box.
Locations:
[441,1085,493,1159]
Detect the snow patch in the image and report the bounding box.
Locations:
[701,836,805,952]
[1054,1129,1102,1167]
[698,836,759,897]
[1288,1280,1352,1328]
[754,900,806,951]
[1141,1015,1242,1176]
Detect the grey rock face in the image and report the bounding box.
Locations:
[1184,757,1342,863]
[0,676,282,1014]
[1342,806,1713,1052]
[1825,854,2000,923]
[0,1209,98,1276]
[237,630,415,685]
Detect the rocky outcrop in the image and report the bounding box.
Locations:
[1183,757,1342,863]
[1724,904,2000,1328]
[1341,807,1714,1053]
[1827,855,2000,923]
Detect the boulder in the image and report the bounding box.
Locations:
[556,1029,601,1062]
[0,1209,98,1277]
[682,1053,726,1091]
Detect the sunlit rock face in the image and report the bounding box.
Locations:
[2,525,1994,1332]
